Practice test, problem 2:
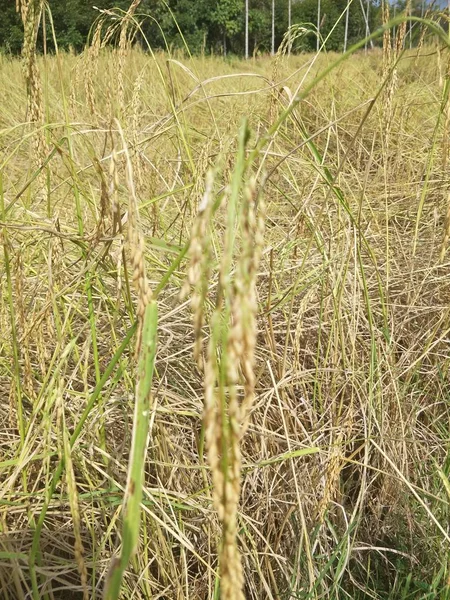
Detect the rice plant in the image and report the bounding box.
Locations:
[1,4,450,600]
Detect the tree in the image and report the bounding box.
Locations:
[248,2,272,53]
[0,1,23,53]
[0,0,440,56]
[210,0,243,55]
[290,0,375,52]
[164,0,210,52]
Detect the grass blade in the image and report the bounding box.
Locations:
[104,300,158,600]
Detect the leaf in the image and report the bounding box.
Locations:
[104,301,158,600]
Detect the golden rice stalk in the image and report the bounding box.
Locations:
[181,169,215,368]
[105,122,158,600]
[316,409,354,524]
[107,145,126,317]
[69,55,81,114]
[204,307,245,600]
[316,433,345,524]
[117,0,142,116]
[115,119,152,350]
[92,158,112,244]
[130,69,146,192]
[415,31,426,66]
[382,0,411,151]
[267,26,311,125]
[109,145,122,237]
[213,179,265,599]
[16,0,27,21]
[188,122,265,600]
[268,59,280,126]
[188,136,215,219]
[238,179,265,430]
[18,0,47,162]
[415,11,429,66]
[395,0,411,55]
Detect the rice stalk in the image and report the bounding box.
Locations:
[17,0,47,163]
[383,0,411,152]
[181,168,215,368]
[104,121,157,600]
[3,11,450,600]
[117,0,142,116]
[185,121,265,599]
[103,301,157,600]
[85,20,103,118]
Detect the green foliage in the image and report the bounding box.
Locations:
[0,1,23,53]
[290,0,373,52]
[0,0,435,55]
[248,5,271,52]
[211,0,243,36]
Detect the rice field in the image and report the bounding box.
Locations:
[1,8,450,600]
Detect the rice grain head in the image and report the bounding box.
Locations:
[115,120,153,353]
[182,169,215,368]
[117,0,142,116]
[186,158,265,599]
[18,0,47,162]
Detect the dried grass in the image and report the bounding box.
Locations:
[1,12,450,600]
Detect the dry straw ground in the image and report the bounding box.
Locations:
[1,5,450,600]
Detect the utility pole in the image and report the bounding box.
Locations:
[344,0,350,53]
[359,0,373,52]
[365,0,370,52]
[288,0,291,55]
[272,0,275,55]
[366,0,370,43]
[245,0,249,59]
[317,0,321,52]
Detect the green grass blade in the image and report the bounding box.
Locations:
[104,300,158,600]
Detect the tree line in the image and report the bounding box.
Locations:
[0,1,441,56]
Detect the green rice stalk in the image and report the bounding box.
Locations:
[104,300,158,600]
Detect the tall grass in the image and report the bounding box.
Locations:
[1,5,450,600]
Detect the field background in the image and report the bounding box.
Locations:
[1,6,450,600]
